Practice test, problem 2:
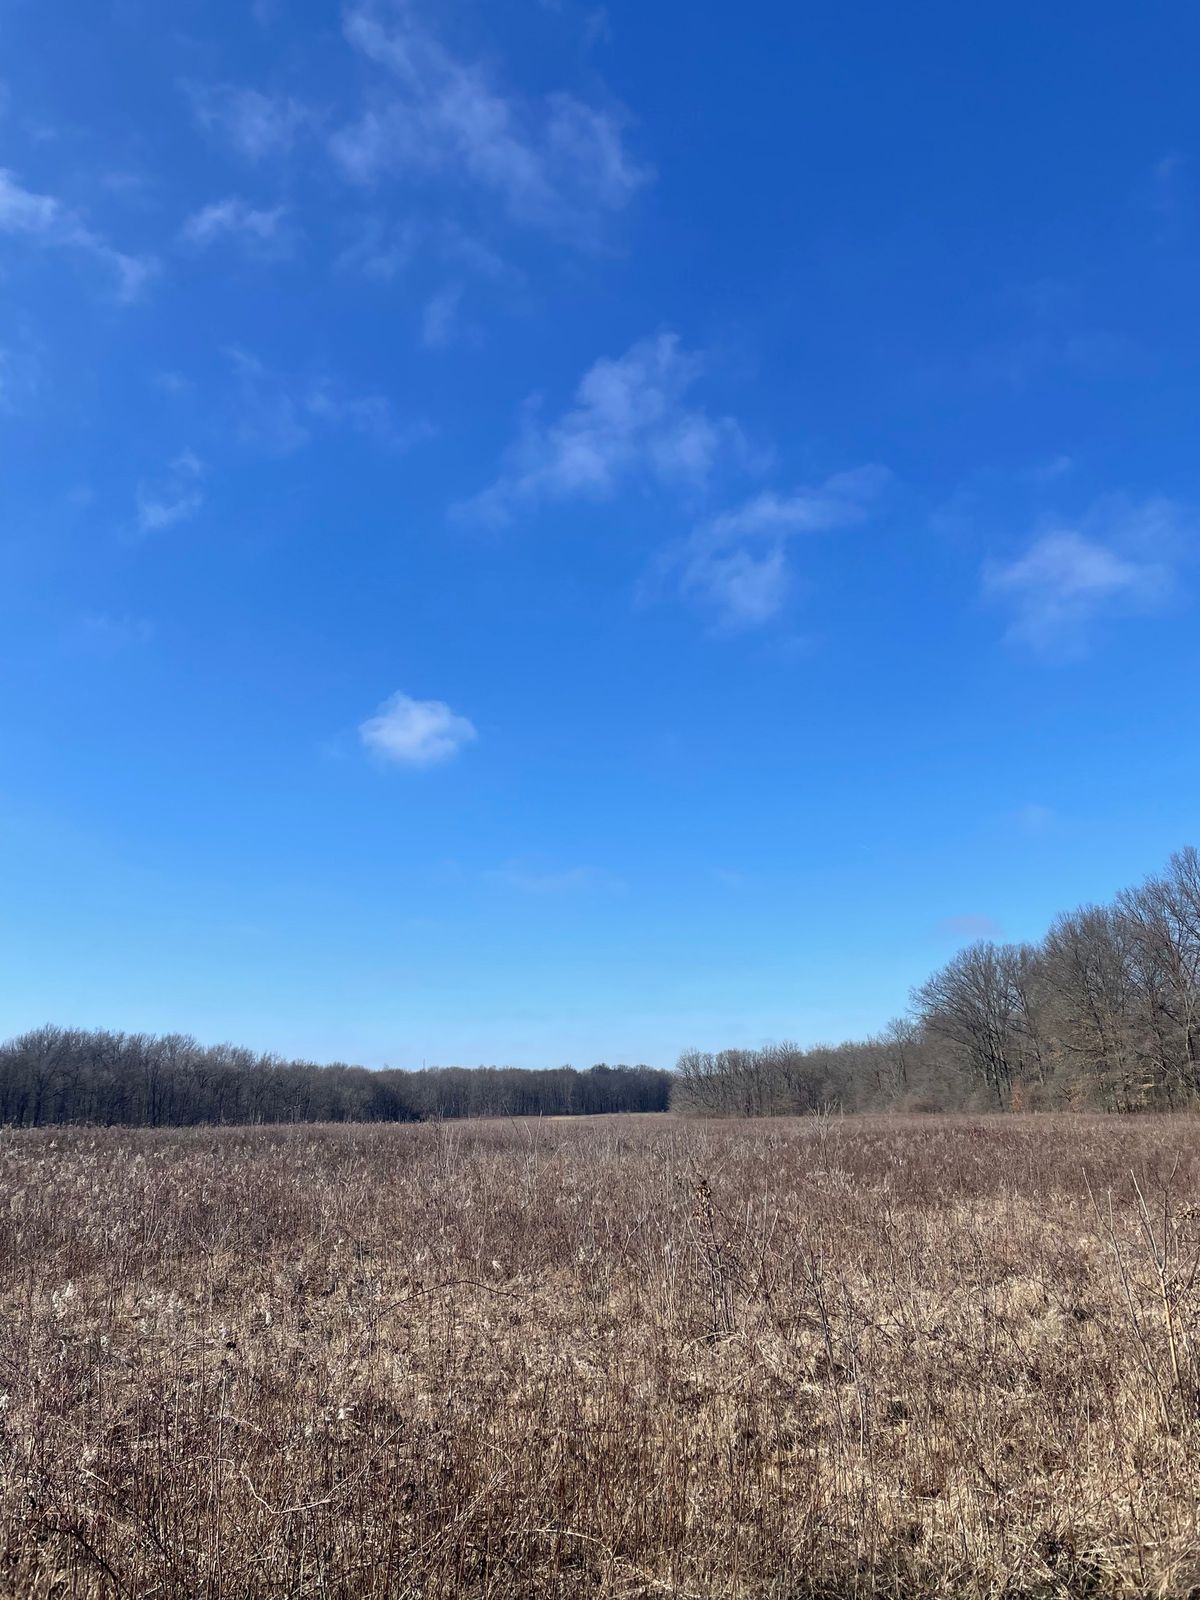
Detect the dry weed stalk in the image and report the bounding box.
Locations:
[0,1114,1197,1596]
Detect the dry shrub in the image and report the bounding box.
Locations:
[0,1114,1199,1597]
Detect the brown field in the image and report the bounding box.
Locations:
[2,1114,1200,1598]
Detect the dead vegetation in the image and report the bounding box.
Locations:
[1,1113,1200,1597]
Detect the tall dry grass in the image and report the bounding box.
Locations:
[1,1114,1199,1597]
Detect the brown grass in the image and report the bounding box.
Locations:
[1,1113,1199,1598]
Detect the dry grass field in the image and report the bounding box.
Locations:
[1,1114,1199,1599]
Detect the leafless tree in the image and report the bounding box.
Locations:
[913,942,1024,1106]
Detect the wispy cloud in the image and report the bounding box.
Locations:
[336,214,419,280]
[186,83,310,161]
[585,7,613,47]
[332,0,650,240]
[306,381,433,450]
[421,283,462,347]
[1015,803,1057,834]
[682,543,790,629]
[462,329,887,632]
[0,338,41,415]
[135,451,205,533]
[978,328,1140,389]
[711,867,749,889]
[1030,454,1074,485]
[359,691,477,766]
[99,168,154,203]
[457,333,743,525]
[71,613,156,653]
[229,349,310,452]
[0,167,155,300]
[153,370,194,398]
[984,497,1184,655]
[180,198,293,256]
[676,468,890,629]
[336,213,516,294]
[975,278,1142,389]
[228,349,429,454]
[1143,151,1190,239]
[485,862,624,894]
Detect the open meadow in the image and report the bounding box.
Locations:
[2,1113,1199,1598]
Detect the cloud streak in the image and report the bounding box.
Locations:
[486,862,625,894]
[180,198,293,256]
[985,497,1184,655]
[0,168,154,300]
[677,468,890,629]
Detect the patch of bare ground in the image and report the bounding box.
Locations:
[1,1114,1199,1597]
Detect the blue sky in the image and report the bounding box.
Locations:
[2,0,1198,1068]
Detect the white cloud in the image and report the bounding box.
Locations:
[0,167,154,300]
[187,83,309,161]
[458,333,743,525]
[180,197,291,255]
[678,468,889,629]
[135,451,205,533]
[359,691,477,766]
[985,498,1182,654]
[332,0,650,238]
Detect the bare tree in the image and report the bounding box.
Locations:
[1041,907,1140,1110]
[913,942,1024,1107]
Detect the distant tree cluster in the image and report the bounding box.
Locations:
[677,845,1200,1116]
[0,1028,671,1128]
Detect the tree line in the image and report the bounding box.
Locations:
[676,845,1200,1116]
[11,845,1196,1126]
[0,1027,672,1127]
